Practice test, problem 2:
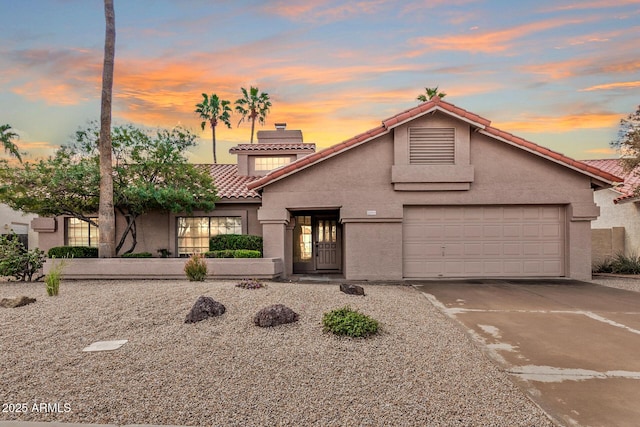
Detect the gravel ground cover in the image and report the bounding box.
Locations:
[591,275,640,293]
[0,279,553,426]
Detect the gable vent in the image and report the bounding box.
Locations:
[409,128,455,164]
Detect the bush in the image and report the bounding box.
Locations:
[209,234,262,252]
[322,306,379,338]
[45,258,67,296]
[593,253,640,274]
[48,246,98,258]
[236,278,265,289]
[184,254,207,281]
[0,234,46,282]
[205,249,261,258]
[121,252,153,258]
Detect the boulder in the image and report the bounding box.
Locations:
[184,296,226,324]
[254,304,299,327]
[0,296,36,308]
[340,283,365,296]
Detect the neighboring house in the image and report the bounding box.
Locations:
[32,98,621,281]
[582,159,640,262]
[0,203,38,249]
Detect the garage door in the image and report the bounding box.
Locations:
[403,206,565,278]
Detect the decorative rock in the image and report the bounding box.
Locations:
[340,283,365,296]
[184,296,226,324]
[0,296,36,308]
[254,304,299,327]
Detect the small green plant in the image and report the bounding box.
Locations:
[184,254,208,281]
[322,306,379,338]
[236,278,265,289]
[593,253,640,274]
[157,248,172,258]
[45,257,67,296]
[0,233,46,281]
[121,252,153,258]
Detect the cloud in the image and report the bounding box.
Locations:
[580,80,640,92]
[584,148,616,155]
[540,0,640,12]
[261,0,390,23]
[520,57,640,80]
[494,112,622,133]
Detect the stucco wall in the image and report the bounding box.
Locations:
[0,203,38,249]
[259,111,599,281]
[591,188,640,256]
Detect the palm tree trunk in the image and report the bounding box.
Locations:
[212,124,217,163]
[98,0,116,258]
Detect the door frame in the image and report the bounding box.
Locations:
[292,211,342,274]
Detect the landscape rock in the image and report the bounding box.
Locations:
[340,283,365,296]
[184,296,226,324]
[254,304,299,327]
[0,296,36,308]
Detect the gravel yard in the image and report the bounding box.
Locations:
[591,275,640,293]
[0,280,553,426]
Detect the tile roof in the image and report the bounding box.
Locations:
[229,143,316,153]
[582,159,640,203]
[248,97,622,190]
[196,164,260,200]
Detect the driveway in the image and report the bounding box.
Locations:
[414,279,640,427]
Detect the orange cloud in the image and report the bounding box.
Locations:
[541,0,640,12]
[585,148,617,155]
[494,112,622,133]
[581,80,640,91]
[261,0,389,22]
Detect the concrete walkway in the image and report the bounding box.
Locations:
[415,279,640,427]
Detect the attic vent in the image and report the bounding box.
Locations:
[409,128,455,164]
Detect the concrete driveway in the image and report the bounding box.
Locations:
[414,279,640,427]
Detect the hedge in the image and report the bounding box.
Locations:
[209,234,262,252]
[47,246,98,258]
[205,249,262,258]
[121,252,153,258]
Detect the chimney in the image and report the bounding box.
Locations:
[275,123,287,130]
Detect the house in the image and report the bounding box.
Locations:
[32,98,621,281]
[582,159,640,263]
[0,203,38,249]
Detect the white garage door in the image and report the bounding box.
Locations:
[403,206,565,278]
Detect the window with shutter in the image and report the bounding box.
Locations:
[409,128,455,164]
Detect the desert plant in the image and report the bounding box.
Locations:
[0,233,46,281]
[121,252,153,258]
[48,246,98,258]
[593,253,640,274]
[236,278,265,289]
[45,257,67,296]
[209,234,262,252]
[322,306,379,338]
[184,254,208,281]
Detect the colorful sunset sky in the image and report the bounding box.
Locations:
[1,0,639,164]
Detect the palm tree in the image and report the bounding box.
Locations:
[235,86,272,143]
[0,124,22,162]
[98,0,116,258]
[417,86,447,102]
[195,93,232,163]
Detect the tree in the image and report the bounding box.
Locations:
[612,105,640,172]
[0,124,22,162]
[195,93,232,163]
[98,0,116,258]
[235,86,272,143]
[417,86,446,102]
[0,123,219,255]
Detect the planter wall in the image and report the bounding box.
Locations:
[43,258,283,280]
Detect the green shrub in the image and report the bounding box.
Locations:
[322,306,379,338]
[236,278,265,289]
[209,234,262,252]
[157,248,172,258]
[121,252,153,258]
[184,254,207,281]
[45,258,67,296]
[48,246,98,258]
[233,249,261,258]
[593,253,640,274]
[0,234,46,282]
[205,249,235,258]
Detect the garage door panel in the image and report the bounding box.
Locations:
[403,206,565,278]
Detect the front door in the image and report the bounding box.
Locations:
[315,217,339,270]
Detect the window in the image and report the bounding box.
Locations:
[177,216,242,255]
[293,215,312,262]
[409,128,455,164]
[254,156,291,171]
[67,218,99,247]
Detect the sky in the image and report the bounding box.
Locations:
[1,0,639,164]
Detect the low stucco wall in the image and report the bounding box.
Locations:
[43,258,283,280]
[592,227,625,266]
